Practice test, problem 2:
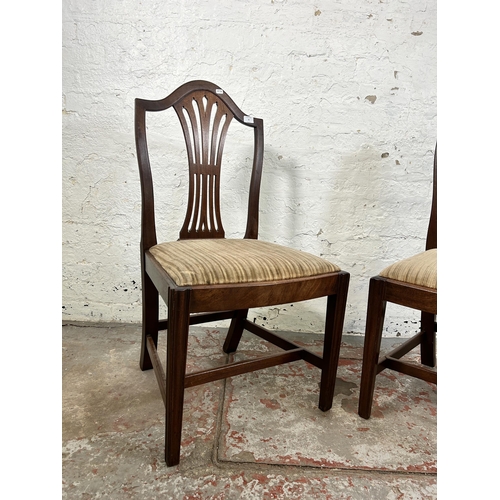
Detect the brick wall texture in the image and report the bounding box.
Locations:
[62,0,437,336]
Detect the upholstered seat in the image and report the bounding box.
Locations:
[149,239,340,286]
[379,248,437,290]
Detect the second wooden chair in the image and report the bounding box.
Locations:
[358,146,437,419]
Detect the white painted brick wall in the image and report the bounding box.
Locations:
[62,0,436,337]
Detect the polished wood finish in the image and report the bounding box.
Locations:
[135,81,350,466]
[358,145,437,419]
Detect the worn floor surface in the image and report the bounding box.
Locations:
[62,322,437,499]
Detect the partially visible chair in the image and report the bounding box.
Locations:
[135,80,350,465]
[358,145,437,419]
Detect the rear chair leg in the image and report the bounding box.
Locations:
[319,272,350,411]
[165,289,191,467]
[140,269,159,371]
[358,277,387,419]
[420,311,436,367]
[223,309,248,353]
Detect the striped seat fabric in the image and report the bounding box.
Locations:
[379,248,437,289]
[149,238,340,287]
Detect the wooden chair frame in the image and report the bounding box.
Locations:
[135,81,350,465]
[358,146,437,419]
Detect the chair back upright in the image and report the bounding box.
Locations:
[426,145,437,251]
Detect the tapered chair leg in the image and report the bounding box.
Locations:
[358,277,387,420]
[420,311,436,367]
[140,268,159,371]
[165,289,191,467]
[319,272,350,411]
[223,309,248,354]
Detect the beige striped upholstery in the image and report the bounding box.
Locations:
[149,239,340,286]
[379,248,437,289]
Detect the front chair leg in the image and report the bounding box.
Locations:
[165,289,191,467]
[319,272,350,411]
[358,277,387,419]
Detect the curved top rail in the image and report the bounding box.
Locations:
[135,80,259,128]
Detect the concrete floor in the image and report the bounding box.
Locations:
[62,322,437,499]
